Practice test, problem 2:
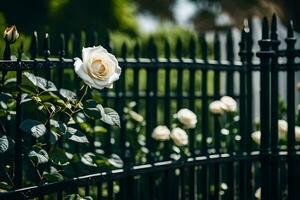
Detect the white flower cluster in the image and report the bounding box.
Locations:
[152,108,197,146]
[251,119,300,145]
[209,96,237,115]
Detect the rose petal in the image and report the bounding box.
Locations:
[74,58,96,87]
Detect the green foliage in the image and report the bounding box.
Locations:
[0,71,122,190]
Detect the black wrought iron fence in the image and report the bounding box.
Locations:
[0,14,300,200]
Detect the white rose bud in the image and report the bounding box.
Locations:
[170,127,188,146]
[220,96,237,112]
[255,187,261,200]
[251,131,261,145]
[209,100,226,115]
[295,126,300,142]
[3,25,19,44]
[74,46,121,90]
[176,108,197,129]
[152,125,170,141]
[129,110,144,123]
[278,119,288,140]
[297,82,300,92]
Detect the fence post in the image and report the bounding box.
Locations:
[213,33,221,200]
[270,14,281,200]
[188,35,196,200]
[285,21,297,200]
[245,17,254,199]
[12,40,23,189]
[257,17,272,200]
[239,22,248,200]
[226,28,235,200]
[43,33,51,154]
[145,37,157,200]
[226,29,234,96]
[200,32,209,200]
[163,38,173,200]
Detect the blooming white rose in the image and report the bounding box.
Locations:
[3,25,19,44]
[220,96,237,112]
[251,131,261,145]
[74,46,121,90]
[255,187,261,200]
[209,100,226,115]
[152,125,170,141]
[170,127,188,146]
[278,120,288,140]
[175,108,197,128]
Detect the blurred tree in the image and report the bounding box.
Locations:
[134,0,175,19]
[0,0,137,35]
[190,0,299,31]
[0,0,49,33]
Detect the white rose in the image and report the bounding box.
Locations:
[152,125,170,141]
[255,187,261,200]
[251,131,261,145]
[220,96,237,112]
[209,100,226,115]
[74,46,121,90]
[176,108,197,129]
[3,25,19,44]
[278,119,288,140]
[295,126,300,142]
[170,127,188,146]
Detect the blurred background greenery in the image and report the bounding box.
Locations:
[0,0,298,57]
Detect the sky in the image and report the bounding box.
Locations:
[137,0,197,32]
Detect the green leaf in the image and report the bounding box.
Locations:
[20,119,46,138]
[50,148,70,166]
[66,127,89,143]
[49,130,59,144]
[23,72,37,87]
[108,154,123,168]
[28,149,49,164]
[64,194,93,200]
[43,167,64,182]
[21,94,32,104]
[59,89,77,102]
[0,136,9,153]
[36,77,57,92]
[94,126,107,134]
[39,92,59,102]
[81,152,97,167]
[19,84,37,95]
[84,107,101,120]
[0,182,12,190]
[50,120,67,134]
[97,105,120,127]
[83,100,100,119]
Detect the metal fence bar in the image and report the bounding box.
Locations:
[270,14,281,200]
[257,17,272,200]
[286,20,297,200]
[200,32,209,200]
[213,33,221,200]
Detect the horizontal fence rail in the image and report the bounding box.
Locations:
[1,14,300,200]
